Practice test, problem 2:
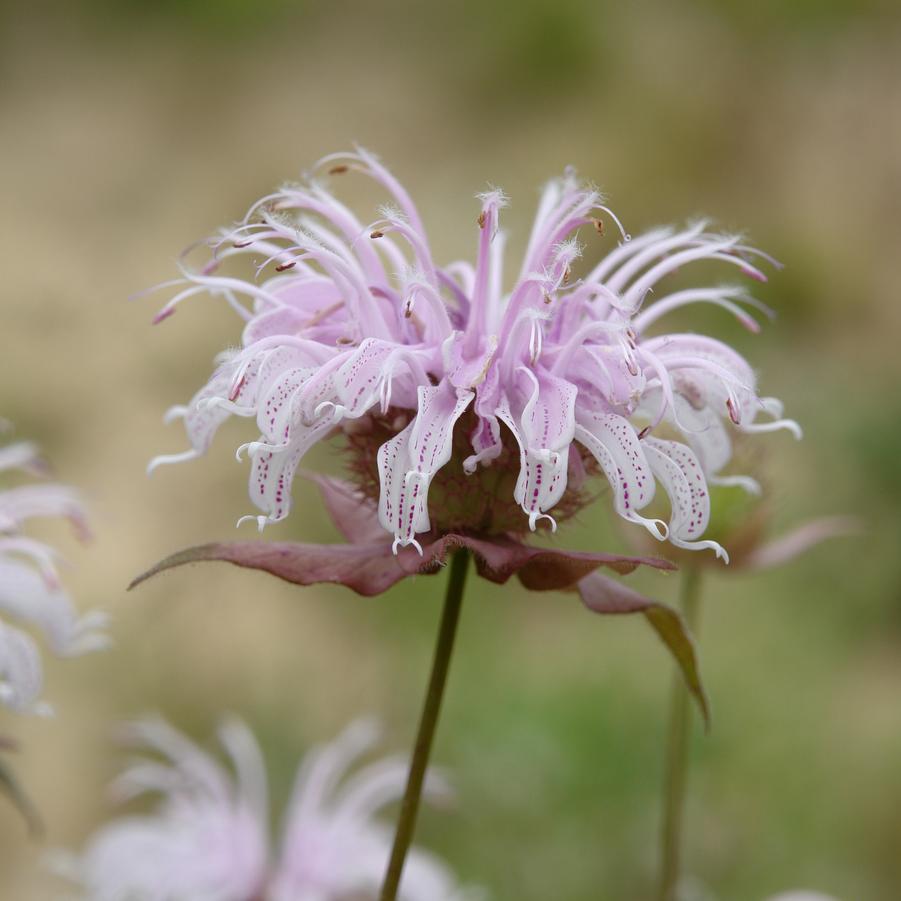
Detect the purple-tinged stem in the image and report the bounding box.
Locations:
[379,549,470,901]
[657,566,703,901]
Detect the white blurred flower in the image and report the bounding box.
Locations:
[0,434,107,714]
[54,717,479,901]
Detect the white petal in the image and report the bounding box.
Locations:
[574,409,664,539]
[0,620,44,712]
[643,437,727,560]
[378,384,473,551]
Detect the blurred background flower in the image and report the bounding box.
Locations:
[0,1,898,899]
[51,716,474,901]
[0,429,107,830]
[0,433,105,716]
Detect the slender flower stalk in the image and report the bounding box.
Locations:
[657,566,703,901]
[381,549,470,901]
[648,459,854,899]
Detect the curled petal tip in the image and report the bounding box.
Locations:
[146,449,197,475]
[632,515,668,541]
[712,474,762,496]
[674,538,730,562]
[314,400,340,421]
[235,441,261,461]
[527,511,557,533]
[391,536,423,556]
[743,478,763,496]
[741,416,803,440]
[238,440,281,460]
[162,405,188,425]
[235,514,268,532]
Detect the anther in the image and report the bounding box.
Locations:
[328,164,349,175]
[336,336,355,346]
[233,240,253,249]
[562,267,571,285]
[275,260,296,272]
[228,374,247,403]
[726,397,741,425]
[592,217,605,236]
[370,230,384,239]
[637,426,651,439]
[477,211,487,229]
[543,293,552,305]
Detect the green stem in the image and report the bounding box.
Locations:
[379,548,470,901]
[657,566,703,901]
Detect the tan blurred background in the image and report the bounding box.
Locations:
[1,1,900,898]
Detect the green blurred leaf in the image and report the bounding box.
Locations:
[578,572,710,726]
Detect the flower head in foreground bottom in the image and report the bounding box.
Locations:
[52,717,478,901]
[0,432,107,715]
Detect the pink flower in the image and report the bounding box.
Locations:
[54,717,478,901]
[149,149,798,563]
[0,433,107,715]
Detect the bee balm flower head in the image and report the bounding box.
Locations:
[149,149,798,562]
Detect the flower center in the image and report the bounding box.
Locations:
[343,409,597,538]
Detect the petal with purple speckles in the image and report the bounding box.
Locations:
[377,384,473,552]
[642,436,726,560]
[574,409,663,539]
